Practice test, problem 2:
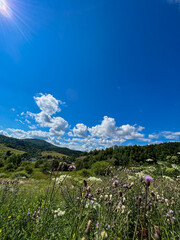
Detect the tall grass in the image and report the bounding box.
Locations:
[0,168,179,239]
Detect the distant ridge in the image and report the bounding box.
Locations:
[0,135,82,157]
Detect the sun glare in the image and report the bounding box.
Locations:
[0,0,10,17]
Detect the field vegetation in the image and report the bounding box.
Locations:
[0,139,180,239]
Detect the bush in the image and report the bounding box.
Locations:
[0,173,7,178]
[25,165,33,174]
[165,168,179,177]
[4,163,15,171]
[0,159,4,168]
[21,161,31,167]
[11,171,29,179]
[91,161,110,176]
[76,169,92,177]
[40,161,51,174]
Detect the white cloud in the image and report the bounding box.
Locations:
[34,93,62,115]
[27,94,68,137]
[72,123,88,137]
[7,128,50,140]
[88,116,144,140]
[4,93,180,151]
[0,130,9,136]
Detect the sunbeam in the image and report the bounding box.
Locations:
[0,0,42,41]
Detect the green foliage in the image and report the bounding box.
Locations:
[91,161,110,176]
[11,171,29,179]
[0,159,5,168]
[0,173,7,178]
[75,169,92,177]
[165,167,179,177]
[25,165,33,174]
[0,134,81,158]
[40,161,51,174]
[0,170,179,239]
[4,163,15,171]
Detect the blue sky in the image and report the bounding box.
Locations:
[0,0,180,151]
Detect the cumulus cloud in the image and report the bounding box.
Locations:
[149,131,180,141]
[27,94,68,137]
[7,128,50,140]
[0,130,9,136]
[34,93,62,115]
[72,123,88,137]
[88,116,144,140]
[4,93,180,151]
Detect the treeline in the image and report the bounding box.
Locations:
[0,135,81,157]
[75,142,180,170]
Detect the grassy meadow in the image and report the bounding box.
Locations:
[0,166,179,240]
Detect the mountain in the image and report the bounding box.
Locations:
[0,135,82,157]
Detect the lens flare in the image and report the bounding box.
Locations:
[0,0,42,40]
[0,0,10,16]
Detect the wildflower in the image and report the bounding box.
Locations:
[145,175,153,186]
[154,226,161,240]
[8,216,11,219]
[0,229,2,233]
[27,210,30,216]
[88,177,102,182]
[109,194,113,201]
[165,199,169,206]
[171,197,175,205]
[137,195,142,204]
[36,230,39,234]
[151,192,155,197]
[169,210,173,214]
[85,220,92,234]
[86,186,91,193]
[101,231,108,239]
[118,190,123,197]
[53,208,65,217]
[104,194,108,200]
[82,238,86,240]
[71,165,76,170]
[83,179,87,187]
[122,205,126,213]
[139,177,143,182]
[123,184,128,188]
[113,180,118,187]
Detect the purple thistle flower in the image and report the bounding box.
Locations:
[123,184,128,188]
[169,210,173,214]
[145,175,153,186]
[166,214,170,217]
[113,180,118,187]
[138,195,142,204]
[36,230,39,234]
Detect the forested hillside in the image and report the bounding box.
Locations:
[0,135,81,157]
[75,142,180,170]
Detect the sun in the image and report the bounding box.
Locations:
[0,0,7,12]
[0,0,10,17]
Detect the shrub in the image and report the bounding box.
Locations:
[91,161,110,176]
[4,163,15,171]
[0,159,5,168]
[76,169,92,177]
[0,173,7,178]
[40,161,51,174]
[25,165,33,174]
[11,171,29,179]
[165,168,179,177]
